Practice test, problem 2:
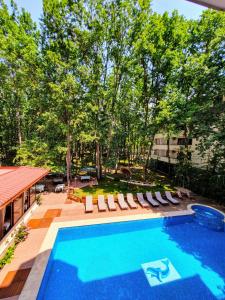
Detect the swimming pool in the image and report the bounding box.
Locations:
[191,204,225,231]
[37,213,225,300]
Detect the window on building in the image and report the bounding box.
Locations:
[4,203,13,234]
[177,138,192,145]
[23,190,30,212]
[169,150,178,159]
[154,149,168,157]
[13,195,23,224]
[154,149,158,156]
[155,138,167,145]
[169,138,177,145]
[30,186,36,205]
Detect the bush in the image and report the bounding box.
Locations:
[14,225,29,245]
[174,166,225,203]
[36,194,42,205]
[0,224,29,270]
[0,246,16,269]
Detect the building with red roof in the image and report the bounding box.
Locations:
[0,166,49,239]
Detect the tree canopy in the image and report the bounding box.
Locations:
[0,0,225,185]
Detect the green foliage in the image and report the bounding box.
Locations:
[0,1,224,200]
[0,224,28,269]
[15,140,65,171]
[36,194,42,206]
[0,246,16,269]
[14,225,29,245]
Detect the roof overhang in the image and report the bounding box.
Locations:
[187,0,225,10]
[0,166,49,208]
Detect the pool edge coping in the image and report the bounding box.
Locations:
[188,203,225,218]
[19,208,194,300]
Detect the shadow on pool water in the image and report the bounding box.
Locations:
[37,259,219,300]
[163,219,225,285]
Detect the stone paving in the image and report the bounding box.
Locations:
[0,191,222,299]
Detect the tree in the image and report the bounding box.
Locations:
[0,0,224,198]
[0,0,39,164]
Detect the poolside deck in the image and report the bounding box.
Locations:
[0,191,222,299]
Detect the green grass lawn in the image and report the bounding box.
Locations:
[74,178,174,199]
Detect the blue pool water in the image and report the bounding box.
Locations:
[37,215,225,300]
[192,205,225,231]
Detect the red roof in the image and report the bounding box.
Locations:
[0,166,49,207]
[187,0,225,10]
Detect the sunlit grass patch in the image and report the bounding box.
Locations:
[74,178,175,199]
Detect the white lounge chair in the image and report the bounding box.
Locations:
[117,194,129,210]
[85,195,93,213]
[55,183,65,192]
[177,190,183,199]
[98,195,107,212]
[146,192,159,207]
[126,193,138,209]
[155,192,169,205]
[36,184,45,193]
[177,189,191,199]
[165,191,180,205]
[136,193,149,208]
[107,194,117,211]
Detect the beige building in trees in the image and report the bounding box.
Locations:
[151,133,208,171]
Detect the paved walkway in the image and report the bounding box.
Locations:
[70,178,98,189]
[0,192,222,299]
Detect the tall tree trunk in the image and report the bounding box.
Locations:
[184,126,190,162]
[96,141,101,180]
[66,130,72,187]
[135,144,139,161]
[144,140,154,181]
[16,109,22,145]
[141,56,149,128]
[167,138,171,175]
[106,125,112,161]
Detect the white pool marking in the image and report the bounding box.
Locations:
[142,258,181,287]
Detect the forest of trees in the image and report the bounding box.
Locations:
[0,0,225,189]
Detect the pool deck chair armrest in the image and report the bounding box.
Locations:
[117,194,129,210]
[155,192,169,205]
[176,191,183,199]
[107,194,117,211]
[165,191,180,205]
[98,195,107,212]
[146,192,159,207]
[137,193,149,208]
[126,193,138,209]
[85,195,93,213]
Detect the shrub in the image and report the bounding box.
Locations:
[0,246,16,269]
[36,194,42,205]
[0,224,29,270]
[14,225,29,245]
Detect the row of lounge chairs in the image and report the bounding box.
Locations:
[85,191,180,213]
